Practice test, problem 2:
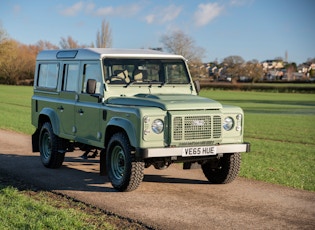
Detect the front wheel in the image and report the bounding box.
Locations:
[106,132,144,192]
[201,153,241,184]
[39,122,65,168]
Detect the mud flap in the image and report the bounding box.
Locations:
[100,149,107,176]
[32,129,40,152]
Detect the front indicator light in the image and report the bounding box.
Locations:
[236,114,242,131]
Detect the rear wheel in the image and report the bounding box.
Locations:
[39,122,65,168]
[106,132,144,192]
[201,153,241,184]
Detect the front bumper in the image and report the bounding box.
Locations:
[137,142,250,158]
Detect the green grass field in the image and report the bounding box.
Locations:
[0,85,315,191]
[0,85,34,134]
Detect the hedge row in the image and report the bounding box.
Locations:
[200,82,315,93]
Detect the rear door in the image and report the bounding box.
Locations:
[58,62,79,139]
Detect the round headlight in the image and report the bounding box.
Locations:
[152,119,164,134]
[223,117,234,131]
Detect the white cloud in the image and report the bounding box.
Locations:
[85,3,95,14]
[230,0,253,6]
[145,14,155,24]
[194,3,224,27]
[94,4,141,17]
[59,1,84,16]
[145,5,182,24]
[95,6,114,16]
[59,2,140,17]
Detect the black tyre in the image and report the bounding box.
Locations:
[39,122,65,168]
[201,153,241,184]
[106,132,144,192]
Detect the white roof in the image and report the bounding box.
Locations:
[36,48,184,60]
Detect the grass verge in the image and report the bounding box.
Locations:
[0,173,149,230]
[0,187,113,229]
[241,138,315,191]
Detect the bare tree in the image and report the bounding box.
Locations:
[244,60,264,83]
[0,23,10,58]
[223,55,245,66]
[160,30,205,62]
[160,30,206,78]
[0,22,8,43]
[36,40,59,51]
[59,36,87,49]
[222,55,245,81]
[96,19,112,48]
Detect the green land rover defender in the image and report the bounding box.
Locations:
[31,48,250,191]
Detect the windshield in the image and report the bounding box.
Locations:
[103,58,190,85]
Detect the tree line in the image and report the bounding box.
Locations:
[0,19,112,85]
[0,19,311,85]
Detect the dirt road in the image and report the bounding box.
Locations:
[0,129,314,229]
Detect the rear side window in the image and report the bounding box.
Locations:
[62,63,79,91]
[37,63,59,89]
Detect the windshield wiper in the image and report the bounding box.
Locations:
[125,80,165,88]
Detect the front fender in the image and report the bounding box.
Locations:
[106,117,137,147]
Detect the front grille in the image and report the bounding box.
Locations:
[172,115,221,141]
[184,116,211,139]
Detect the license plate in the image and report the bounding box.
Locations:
[182,146,217,157]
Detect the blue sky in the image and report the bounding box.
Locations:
[1,0,314,64]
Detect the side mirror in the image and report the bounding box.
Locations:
[86,79,96,94]
[193,80,201,94]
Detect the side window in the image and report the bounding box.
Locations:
[82,63,102,94]
[37,63,59,88]
[63,63,79,91]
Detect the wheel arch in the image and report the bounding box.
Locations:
[33,108,60,152]
[38,108,60,135]
[105,118,137,149]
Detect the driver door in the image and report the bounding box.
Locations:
[75,62,103,143]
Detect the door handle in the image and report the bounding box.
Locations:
[78,109,84,114]
[57,106,64,111]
